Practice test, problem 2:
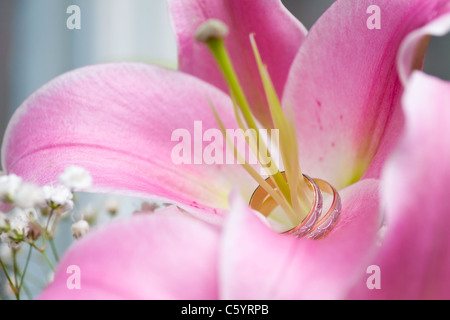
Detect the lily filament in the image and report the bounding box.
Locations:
[196,19,341,239]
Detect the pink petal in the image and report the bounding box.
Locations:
[348,72,450,299]
[220,179,381,299]
[398,11,450,85]
[2,63,253,213]
[366,7,450,181]
[282,0,450,189]
[168,0,307,127]
[39,206,220,299]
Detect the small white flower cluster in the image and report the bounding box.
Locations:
[58,165,93,190]
[0,166,93,248]
[104,197,120,216]
[71,219,90,239]
[0,209,37,249]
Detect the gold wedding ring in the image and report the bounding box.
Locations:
[249,172,341,239]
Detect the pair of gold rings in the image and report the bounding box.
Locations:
[249,173,341,240]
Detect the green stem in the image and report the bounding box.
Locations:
[13,261,34,300]
[49,238,59,262]
[0,258,18,300]
[30,243,54,271]
[12,250,19,293]
[18,245,33,293]
[41,251,54,271]
[45,209,55,232]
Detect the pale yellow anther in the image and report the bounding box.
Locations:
[195,19,229,43]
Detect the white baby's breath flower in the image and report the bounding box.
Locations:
[79,204,98,224]
[43,185,73,204]
[71,219,89,239]
[14,182,45,209]
[104,198,120,216]
[9,209,29,234]
[24,208,39,222]
[0,208,32,248]
[58,165,93,190]
[0,174,22,202]
[43,185,74,213]
[1,231,24,249]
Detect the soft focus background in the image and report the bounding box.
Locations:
[0,0,448,299]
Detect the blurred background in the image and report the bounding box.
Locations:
[0,0,448,299]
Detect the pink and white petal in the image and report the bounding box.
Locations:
[348,72,450,300]
[220,179,381,300]
[168,0,307,127]
[1,63,254,213]
[365,8,450,181]
[39,206,220,299]
[398,11,450,85]
[282,0,450,189]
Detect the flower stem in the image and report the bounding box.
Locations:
[0,257,19,300]
[12,249,19,292]
[41,250,54,271]
[30,242,54,271]
[49,238,59,262]
[45,209,55,232]
[18,245,33,294]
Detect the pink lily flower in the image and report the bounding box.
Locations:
[1,0,450,299]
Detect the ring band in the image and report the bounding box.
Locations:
[306,179,341,240]
[282,175,323,238]
[249,173,323,237]
[249,172,341,240]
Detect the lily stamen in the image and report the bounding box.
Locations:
[197,19,342,237]
[197,20,291,205]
